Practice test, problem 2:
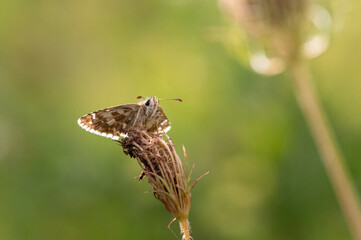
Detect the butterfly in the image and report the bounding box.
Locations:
[77,96,182,140]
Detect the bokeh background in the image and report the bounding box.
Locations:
[1,0,361,239]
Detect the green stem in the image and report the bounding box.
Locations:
[178,218,191,240]
[289,59,361,240]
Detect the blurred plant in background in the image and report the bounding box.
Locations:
[218,0,361,239]
[218,0,349,75]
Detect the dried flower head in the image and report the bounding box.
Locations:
[220,0,308,37]
[219,0,311,74]
[121,129,208,240]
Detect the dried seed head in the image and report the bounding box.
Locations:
[220,0,309,62]
[220,0,308,36]
[121,130,207,222]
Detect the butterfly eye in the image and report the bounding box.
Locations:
[145,100,151,106]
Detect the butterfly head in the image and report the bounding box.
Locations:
[139,96,159,108]
[137,96,182,105]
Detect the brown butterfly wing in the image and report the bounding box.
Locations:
[145,106,171,133]
[77,104,140,140]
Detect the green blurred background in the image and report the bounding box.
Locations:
[1,0,361,239]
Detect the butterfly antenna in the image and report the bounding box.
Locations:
[158,98,183,102]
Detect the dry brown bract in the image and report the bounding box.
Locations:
[121,130,208,239]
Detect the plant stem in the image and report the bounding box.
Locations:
[289,59,361,240]
[179,218,191,240]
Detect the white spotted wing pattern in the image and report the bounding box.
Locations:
[77,96,171,140]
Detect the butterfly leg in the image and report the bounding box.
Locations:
[131,106,142,128]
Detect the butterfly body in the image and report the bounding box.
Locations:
[77,97,170,140]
